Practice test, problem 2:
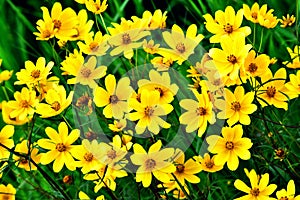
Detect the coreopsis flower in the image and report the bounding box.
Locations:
[285,70,300,99]
[36,85,73,118]
[243,3,265,23]
[36,76,60,100]
[275,180,300,200]
[85,0,108,14]
[76,56,107,89]
[193,153,223,173]
[108,18,150,59]
[128,89,173,134]
[159,182,190,200]
[132,9,168,29]
[70,9,94,41]
[79,191,104,200]
[130,140,176,187]
[258,6,279,28]
[204,6,251,43]
[234,169,277,200]
[6,88,39,121]
[151,56,173,71]
[1,101,29,125]
[274,148,288,161]
[13,140,41,171]
[94,74,133,119]
[283,45,300,69]
[137,70,178,104]
[143,39,160,54]
[209,35,252,82]
[60,49,84,84]
[280,14,296,28]
[0,125,14,160]
[0,184,16,200]
[158,24,204,65]
[15,57,53,86]
[37,122,80,172]
[34,11,55,40]
[0,70,13,84]
[215,86,257,126]
[206,125,253,171]
[257,68,289,110]
[77,31,109,55]
[243,50,270,78]
[108,119,127,132]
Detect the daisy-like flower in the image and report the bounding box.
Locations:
[138,70,178,104]
[108,18,150,59]
[132,9,168,29]
[143,39,160,54]
[0,184,16,200]
[77,31,109,55]
[36,85,73,118]
[193,153,223,173]
[243,50,270,78]
[283,45,300,69]
[85,0,108,14]
[108,119,127,132]
[234,168,277,200]
[257,5,279,29]
[158,24,204,65]
[0,125,14,160]
[280,14,296,28]
[179,90,215,137]
[209,35,252,81]
[1,101,29,125]
[37,122,80,172]
[285,70,300,99]
[128,89,173,135]
[13,140,41,171]
[94,74,133,119]
[15,57,53,86]
[130,140,176,187]
[257,68,289,110]
[69,9,94,41]
[275,180,300,200]
[151,56,173,71]
[243,3,265,24]
[215,86,257,126]
[7,88,39,121]
[76,56,107,89]
[204,6,251,43]
[206,125,253,171]
[0,70,13,84]
[79,191,104,200]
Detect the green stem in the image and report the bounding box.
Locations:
[253,23,256,46]
[95,14,101,32]
[286,158,300,178]
[100,13,109,34]
[258,28,264,53]
[1,86,9,101]
[171,173,192,200]
[61,114,73,130]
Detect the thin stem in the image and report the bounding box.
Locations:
[100,13,109,34]
[253,23,256,46]
[95,14,101,32]
[258,28,264,53]
[171,173,192,200]
[61,114,73,130]
[1,86,10,101]
[286,158,300,178]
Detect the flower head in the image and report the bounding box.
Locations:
[280,14,296,28]
[0,184,16,200]
[85,0,108,14]
[0,125,14,160]
[193,153,223,173]
[243,50,270,78]
[77,31,109,55]
[276,180,300,200]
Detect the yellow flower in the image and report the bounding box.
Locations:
[108,18,150,59]
[204,6,251,43]
[0,70,13,84]
[243,50,270,78]
[193,153,223,173]
[108,119,127,132]
[13,140,41,171]
[7,88,39,121]
[76,56,107,89]
[284,45,300,69]
[143,39,160,54]
[34,9,55,40]
[69,9,94,41]
[258,6,279,29]
[94,74,133,119]
[77,31,109,55]
[0,125,14,160]
[257,68,289,110]
[85,0,108,14]
[151,56,173,71]
[15,57,53,86]
[285,70,300,99]
[179,90,215,137]
[132,9,168,29]
[280,14,296,28]
[74,0,85,4]
[0,162,8,178]
[158,24,204,65]
[36,85,73,118]
[215,86,257,126]
[243,3,265,24]
[270,57,277,64]
[1,101,29,125]
[207,125,253,171]
[234,168,277,200]
[130,140,176,187]
[79,191,105,200]
[209,35,252,81]
[37,122,80,172]
[0,184,16,200]
[128,89,173,134]
[276,180,300,200]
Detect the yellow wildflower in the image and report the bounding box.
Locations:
[193,153,223,173]
[85,0,108,15]
[0,184,16,200]
[0,125,14,160]
[77,31,109,55]
[280,14,296,28]
[275,180,300,200]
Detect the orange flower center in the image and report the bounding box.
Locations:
[51,101,61,111]
[20,158,28,164]
[109,95,119,104]
[279,196,289,200]
[2,194,10,200]
[31,69,41,78]
[248,63,258,73]
[63,175,73,184]
[89,42,99,51]
[231,101,241,112]
[176,43,186,53]
[42,30,51,38]
[227,54,237,64]
[223,23,233,33]
[225,141,234,150]
[136,93,141,102]
[154,87,164,97]
[251,12,258,20]
[205,160,214,169]
[80,68,92,78]
[122,33,131,44]
[20,100,30,108]
[84,152,94,162]
[107,149,117,160]
[145,158,156,170]
[266,86,276,97]
[144,106,154,117]
[176,164,185,173]
[275,148,286,159]
[53,19,62,29]
[250,187,260,197]
[196,107,207,116]
[56,143,67,152]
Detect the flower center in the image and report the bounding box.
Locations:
[196,107,207,116]
[42,30,51,38]
[231,101,241,111]
[248,63,258,73]
[53,19,62,29]
[154,87,164,97]
[85,130,97,140]
[89,42,99,51]
[176,43,186,53]
[109,95,119,104]
[225,141,234,150]
[251,12,258,20]
[176,164,185,173]
[266,86,276,98]
[279,196,289,200]
[205,160,214,169]
[250,187,260,197]
[107,149,117,160]
[227,54,237,64]
[56,143,67,152]
[80,68,92,78]
[136,93,141,102]
[51,101,61,111]
[31,69,41,78]
[122,33,131,44]
[20,158,28,164]
[84,152,94,162]
[145,159,156,170]
[144,106,154,117]
[20,100,30,108]
[223,23,233,33]
[2,194,10,200]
